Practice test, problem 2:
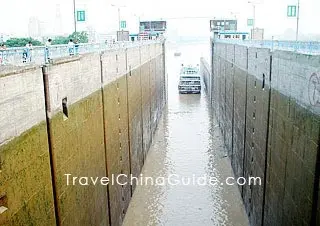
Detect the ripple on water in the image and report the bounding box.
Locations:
[123,43,249,226]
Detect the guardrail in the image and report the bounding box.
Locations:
[214,39,320,55]
[0,40,163,66]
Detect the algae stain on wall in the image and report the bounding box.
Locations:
[0,42,166,226]
[0,121,56,226]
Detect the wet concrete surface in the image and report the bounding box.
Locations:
[123,41,249,226]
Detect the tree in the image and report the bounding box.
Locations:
[5,37,43,47]
[68,31,89,43]
[51,32,89,45]
[52,36,70,45]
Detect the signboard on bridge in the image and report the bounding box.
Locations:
[120,21,127,29]
[77,10,86,22]
[210,20,237,32]
[247,19,254,26]
[287,5,297,17]
[117,30,129,41]
[139,21,167,33]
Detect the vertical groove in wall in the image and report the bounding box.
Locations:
[224,47,227,147]
[231,45,235,162]
[225,46,228,150]
[218,56,221,127]
[125,49,133,196]
[99,55,112,226]
[164,42,168,103]
[261,55,272,226]
[139,46,144,164]
[211,41,215,107]
[149,46,152,143]
[242,47,249,197]
[42,65,60,226]
[311,127,320,225]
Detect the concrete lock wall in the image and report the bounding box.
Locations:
[0,42,166,226]
[44,53,109,226]
[140,44,152,162]
[244,47,271,226]
[264,51,320,226]
[232,44,248,193]
[202,41,320,226]
[126,46,144,193]
[101,48,130,226]
[0,66,56,226]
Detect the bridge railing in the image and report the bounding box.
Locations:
[214,39,320,55]
[0,40,163,67]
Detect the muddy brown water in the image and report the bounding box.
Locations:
[122,41,249,226]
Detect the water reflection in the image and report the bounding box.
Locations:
[122,41,249,226]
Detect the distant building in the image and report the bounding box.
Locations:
[251,28,264,40]
[28,17,41,38]
[210,19,238,32]
[0,33,11,42]
[216,31,250,40]
[117,31,129,41]
[54,4,63,36]
[210,19,239,40]
[129,32,156,41]
[135,21,166,41]
[97,33,115,43]
[28,17,47,40]
[139,21,167,35]
[86,26,97,43]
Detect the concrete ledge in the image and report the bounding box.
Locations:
[0,64,40,78]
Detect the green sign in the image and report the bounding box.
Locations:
[247,19,254,26]
[287,5,297,17]
[120,21,126,29]
[77,10,86,22]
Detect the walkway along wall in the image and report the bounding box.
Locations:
[0,41,166,226]
[201,42,320,226]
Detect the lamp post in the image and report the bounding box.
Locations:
[111,4,126,32]
[133,14,141,33]
[248,1,256,39]
[73,0,77,33]
[230,12,239,20]
[296,0,300,42]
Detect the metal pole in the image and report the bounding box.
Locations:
[138,16,141,33]
[252,4,255,39]
[296,0,300,42]
[118,7,121,31]
[73,0,77,33]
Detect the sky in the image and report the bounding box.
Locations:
[1,0,320,40]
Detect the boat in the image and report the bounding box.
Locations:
[178,64,201,94]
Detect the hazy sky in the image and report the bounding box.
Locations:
[1,0,319,39]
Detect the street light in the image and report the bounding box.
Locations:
[111,4,126,32]
[133,14,142,33]
[248,1,256,39]
[230,12,239,20]
[73,0,77,33]
[296,0,300,42]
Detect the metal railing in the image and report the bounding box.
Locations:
[0,39,163,66]
[214,39,320,55]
